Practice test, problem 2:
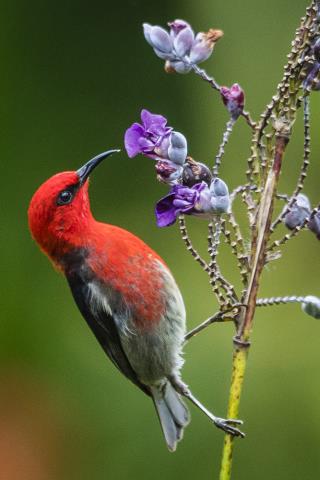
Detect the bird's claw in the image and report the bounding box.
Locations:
[214,417,245,438]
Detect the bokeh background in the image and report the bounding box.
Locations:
[1,0,320,479]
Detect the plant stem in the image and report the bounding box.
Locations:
[219,132,289,480]
[218,1,320,472]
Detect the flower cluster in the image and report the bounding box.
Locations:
[124,109,187,184]
[124,109,230,227]
[155,178,230,227]
[143,19,223,74]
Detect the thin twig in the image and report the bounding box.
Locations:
[178,215,210,273]
[189,63,220,91]
[208,219,237,306]
[256,295,306,307]
[184,311,225,342]
[213,118,236,177]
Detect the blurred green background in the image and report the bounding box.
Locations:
[1,0,320,478]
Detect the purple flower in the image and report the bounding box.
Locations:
[155,182,213,227]
[220,84,245,119]
[124,109,172,159]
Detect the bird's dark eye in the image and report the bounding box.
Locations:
[57,190,73,205]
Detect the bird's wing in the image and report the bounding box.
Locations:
[66,272,150,396]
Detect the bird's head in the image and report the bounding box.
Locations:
[28,150,119,260]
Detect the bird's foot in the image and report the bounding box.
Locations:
[214,417,245,438]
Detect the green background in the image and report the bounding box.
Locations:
[1,1,320,479]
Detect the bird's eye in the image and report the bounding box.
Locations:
[57,190,73,205]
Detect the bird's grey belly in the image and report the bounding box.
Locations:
[119,312,186,385]
[87,260,186,386]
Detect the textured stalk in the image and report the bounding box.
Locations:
[219,4,318,477]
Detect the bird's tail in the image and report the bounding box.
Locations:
[150,381,190,452]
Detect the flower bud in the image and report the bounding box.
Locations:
[168,131,188,165]
[302,296,320,319]
[143,24,173,54]
[155,160,183,185]
[210,178,230,213]
[173,26,194,57]
[168,19,191,38]
[283,194,311,230]
[308,211,320,239]
[182,158,212,187]
[220,84,245,119]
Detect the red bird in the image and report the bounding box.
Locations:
[28,150,243,451]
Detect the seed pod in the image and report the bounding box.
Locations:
[182,158,212,186]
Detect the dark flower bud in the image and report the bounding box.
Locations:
[220,84,245,119]
[283,194,311,230]
[182,158,212,187]
[155,160,183,185]
[302,296,320,319]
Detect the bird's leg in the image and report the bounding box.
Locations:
[168,375,245,438]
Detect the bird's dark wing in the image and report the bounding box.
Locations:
[66,271,150,396]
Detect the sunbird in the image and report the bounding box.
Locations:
[28,150,243,451]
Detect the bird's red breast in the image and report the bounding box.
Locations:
[83,222,168,328]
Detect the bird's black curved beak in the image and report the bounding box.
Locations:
[77,149,120,185]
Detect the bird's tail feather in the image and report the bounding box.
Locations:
[151,382,190,452]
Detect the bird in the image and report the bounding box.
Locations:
[28,149,244,451]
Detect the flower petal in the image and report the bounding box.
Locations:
[141,109,168,135]
[124,123,145,157]
[155,193,178,227]
[173,26,194,57]
[149,26,173,53]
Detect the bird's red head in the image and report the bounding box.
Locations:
[28,150,119,261]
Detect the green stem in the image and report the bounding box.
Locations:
[219,346,247,480]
